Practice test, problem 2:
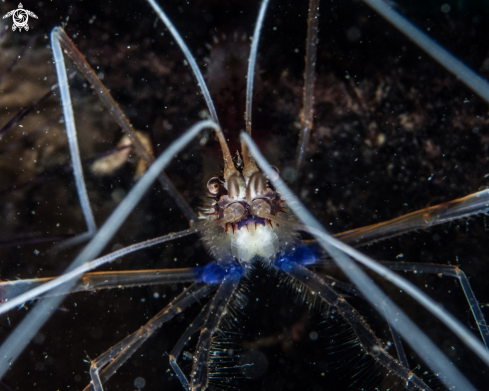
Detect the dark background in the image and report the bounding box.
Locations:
[0,0,489,390]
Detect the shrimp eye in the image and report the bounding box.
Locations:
[207,177,222,195]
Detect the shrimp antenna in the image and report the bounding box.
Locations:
[244,0,269,136]
[145,0,218,124]
[294,0,319,178]
[241,0,270,179]
[363,0,489,104]
[51,27,97,246]
[145,0,238,180]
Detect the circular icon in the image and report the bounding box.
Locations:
[2,3,38,32]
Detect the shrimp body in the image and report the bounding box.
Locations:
[0,1,489,390]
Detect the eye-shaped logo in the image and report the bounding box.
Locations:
[2,3,38,32]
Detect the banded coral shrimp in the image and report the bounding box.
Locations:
[1,0,489,390]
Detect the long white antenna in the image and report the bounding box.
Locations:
[51,28,97,246]
[245,0,270,135]
[363,0,489,104]
[146,0,219,123]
